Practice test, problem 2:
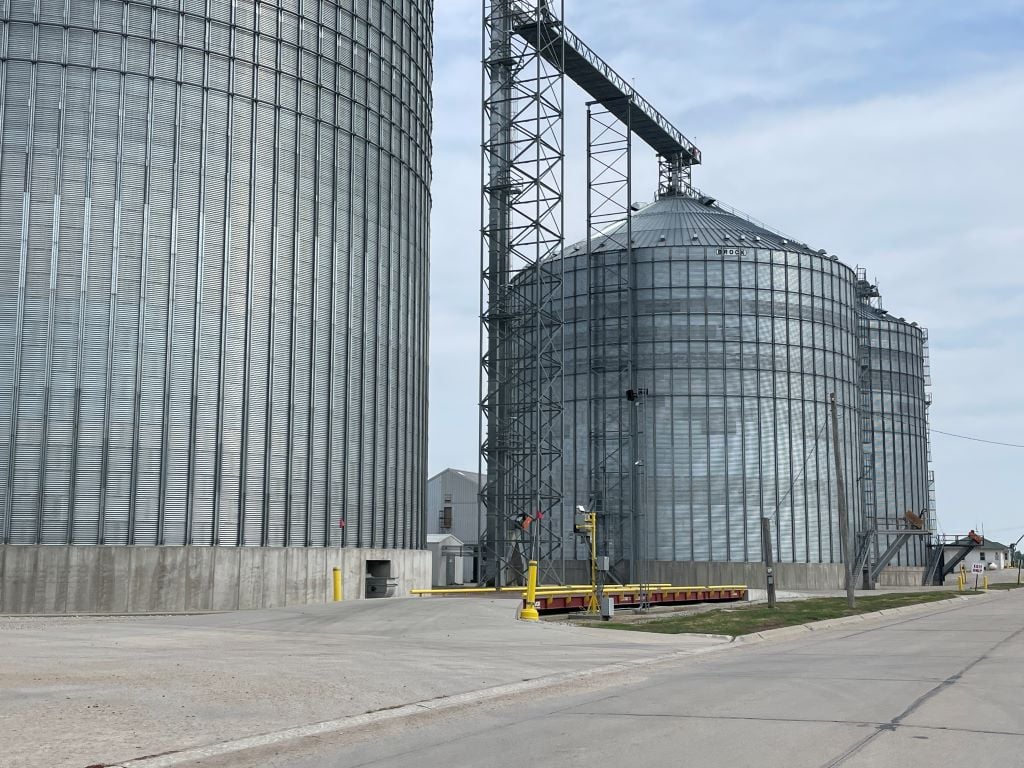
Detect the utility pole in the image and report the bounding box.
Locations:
[761,516,777,608]
[830,392,856,609]
[1011,534,1023,586]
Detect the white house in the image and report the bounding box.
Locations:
[943,537,1010,572]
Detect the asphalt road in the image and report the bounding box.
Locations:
[191,590,1024,768]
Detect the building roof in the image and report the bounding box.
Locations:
[857,301,922,328]
[561,193,828,256]
[944,537,1009,552]
[427,468,483,486]
[426,533,464,545]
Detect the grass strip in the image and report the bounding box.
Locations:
[593,591,957,637]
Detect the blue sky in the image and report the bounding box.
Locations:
[427,1,1024,544]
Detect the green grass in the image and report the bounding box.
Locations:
[979,582,1022,590]
[593,592,957,637]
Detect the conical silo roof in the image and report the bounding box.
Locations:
[567,193,822,255]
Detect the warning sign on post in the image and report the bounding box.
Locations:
[971,562,985,574]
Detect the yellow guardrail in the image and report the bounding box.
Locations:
[410,587,514,595]
[412,584,748,597]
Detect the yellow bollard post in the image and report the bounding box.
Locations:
[983,575,988,592]
[520,560,540,621]
[332,567,343,601]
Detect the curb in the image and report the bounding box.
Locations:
[734,591,995,644]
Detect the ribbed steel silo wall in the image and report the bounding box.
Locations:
[858,310,931,566]
[0,0,431,548]
[557,242,863,566]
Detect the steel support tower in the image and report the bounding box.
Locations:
[480,0,566,585]
[480,1,701,585]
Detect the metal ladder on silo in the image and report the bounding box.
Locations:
[854,270,880,584]
[857,321,876,584]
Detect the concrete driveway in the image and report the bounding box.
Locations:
[1,596,726,767]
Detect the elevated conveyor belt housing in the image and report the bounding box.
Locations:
[511,1,700,168]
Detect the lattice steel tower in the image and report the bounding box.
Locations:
[479,1,700,585]
[480,0,565,585]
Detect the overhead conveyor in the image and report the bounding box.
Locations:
[511,0,700,191]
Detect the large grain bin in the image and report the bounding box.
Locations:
[0,0,432,610]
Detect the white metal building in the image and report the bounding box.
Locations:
[426,469,482,582]
[426,533,466,587]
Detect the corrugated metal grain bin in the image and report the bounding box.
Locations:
[523,192,863,568]
[857,299,933,567]
[0,0,431,549]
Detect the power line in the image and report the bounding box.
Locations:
[930,429,1024,449]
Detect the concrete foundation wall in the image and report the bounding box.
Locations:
[877,566,926,587]
[0,546,431,614]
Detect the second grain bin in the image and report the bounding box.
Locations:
[547,191,864,584]
[856,284,934,568]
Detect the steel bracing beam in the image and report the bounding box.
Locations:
[940,544,977,579]
[922,544,945,586]
[480,0,565,586]
[855,523,933,586]
[869,533,914,583]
